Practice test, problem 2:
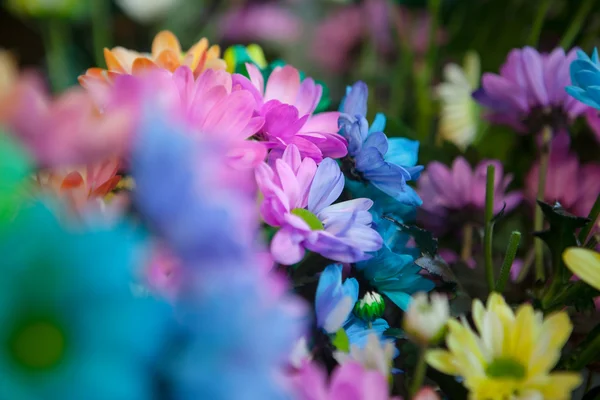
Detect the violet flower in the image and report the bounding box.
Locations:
[417,157,522,235]
[526,134,600,218]
[474,47,589,134]
[256,145,382,265]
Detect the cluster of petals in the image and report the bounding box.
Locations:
[256,145,382,265]
[0,71,132,167]
[474,46,589,133]
[79,30,226,89]
[418,157,522,234]
[234,63,348,162]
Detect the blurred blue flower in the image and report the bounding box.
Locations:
[0,202,168,400]
[131,111,252,267]
[168,271,306,400]
[130,110,307,400]
[567,48,600,109]
[315,264,358,334]
[339,81,423,206]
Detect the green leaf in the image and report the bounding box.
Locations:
[534,201,590,282]
[332,328,350,353]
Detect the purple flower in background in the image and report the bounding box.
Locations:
[526,133,600,218]
[256,145,383,265]
[339,81,423,206]
[315,264,358,334]
[474,47,589,133]
[417,157,522,235]
[220,3,301,44]
[292,361,393,400]
[585,108,600,145]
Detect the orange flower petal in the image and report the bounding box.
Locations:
[155,50,180,72]
[131,58,159,75]
[104,48,127,73]
[152,31,182,59]
[61,172,85,190]
[183,38,208,71]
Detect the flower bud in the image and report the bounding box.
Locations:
[403,292,449,345]
[354,291,385,322]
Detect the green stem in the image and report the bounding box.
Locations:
[43,20,71,93]
[91,0,111,68]
[579,194,600,245]
[560,0,594,49]
[495,231,522,293]
[484,164,496,291]
[534,126,552,281]
[409,348,428,398]
[460,223,474,262]
[527,0,552,46]
[426,0,441,73]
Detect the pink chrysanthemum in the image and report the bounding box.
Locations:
[233,64,348,162]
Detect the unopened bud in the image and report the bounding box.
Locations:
[354,291,385,322]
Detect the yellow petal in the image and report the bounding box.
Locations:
[152,31,182,59]
[563,247,600,290]
[533,372,582,399]
[246,44,267,68]
[426,349,460,376]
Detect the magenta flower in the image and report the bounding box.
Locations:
[233,64,347,162]
[0,73,133,167]
[526,134,600,218]
[417,157,522,234]
[292,361,394,400]
[256,145,382,265]
[474,47,589,133]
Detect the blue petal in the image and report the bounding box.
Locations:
[385,138,420,167]
[342,277,359,305]
[340,81,368,117]
[363,131,389,155]
[369,113,387,134]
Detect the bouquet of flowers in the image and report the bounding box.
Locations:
[0,1,599,399]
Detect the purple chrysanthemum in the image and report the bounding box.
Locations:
[474,47,589,133]
[256,145,383,265]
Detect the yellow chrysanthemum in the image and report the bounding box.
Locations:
[436,51,482,151]
[426,293,581,400]
[563,247,600,290]
[79,30,226,89]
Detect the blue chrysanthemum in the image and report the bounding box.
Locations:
[338,81,423,206]
[567,48,600,109]
[0,202,168,400]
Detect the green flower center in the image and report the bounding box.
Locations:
[485,357,526,379]
[291,208,324,230]
[9,318,66,371]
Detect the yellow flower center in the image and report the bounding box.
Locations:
[291,208,324,230]
[9,318,66,370]
[485,357,526,379]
